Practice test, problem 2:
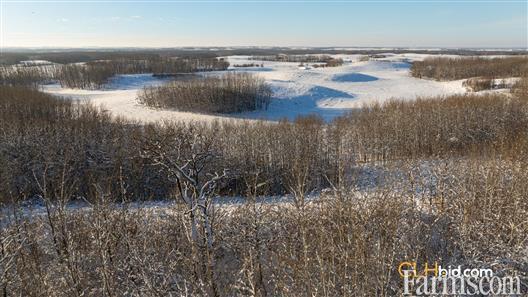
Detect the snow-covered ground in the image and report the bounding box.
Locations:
[17,60,55,67]
[43,53,469,123]
[43,74,244,123]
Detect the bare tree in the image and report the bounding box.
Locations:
[138,72,272,113]
[141,127,227,296]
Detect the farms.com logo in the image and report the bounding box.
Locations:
[398,261,521,296]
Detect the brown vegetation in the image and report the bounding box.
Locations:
[0,57,229,89]
[54,57,230,89]
[251,54,334,63]
[463,77,494,91]
[411,56,528,80]
[138,73,272,113]
[1,162,526,296]
[2,48,524,66]
[512,76,528,98]
[0,66,57,88]
[233,63,264,67]
[1,86,527,201]
[251,54,344,67]
[1,78,527,295]
[312,57,344,68]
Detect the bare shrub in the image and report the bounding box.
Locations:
[1,80,528,295]
[463,77,493,91]
[359,55,370,62]
[463,77,514,92]
[411,56,528,80]
[512,76,528,99]
[0,66,56,88]
[342,94,528,161]
[54,57,230,89]
[1,162,527,296]
[55,64,114,89]
[138,73,272,113]
[2,85,528,203]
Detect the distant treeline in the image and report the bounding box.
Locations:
[233,63,264,67]
[86,57,230,74]
[138,73,272,113]
[250,54,344,67]
[250,54,342,65]
[411,56,528,80]
[250,54,333,63]
[2,48,526,66]
[0,57,229,89]
[55,57,229,89]
[312,58,344,67]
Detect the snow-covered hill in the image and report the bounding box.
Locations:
[43,53,468,123]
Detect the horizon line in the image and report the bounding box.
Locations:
[2,45,527,50]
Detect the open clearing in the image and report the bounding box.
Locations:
[43,53,469,122]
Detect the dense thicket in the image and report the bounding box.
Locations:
[1,86,527,203]
[85,57,229,74]
[312,58,344,67]
[2,171,526,296]
[411,56,528,80]
[54,57,229,89]
[138,73,272,113]
[512,76,528,98]
[342,94,528,160]
[54,64,114,89]
[1,83,528,295]
[0,56,229,89]
[0,65,57,88]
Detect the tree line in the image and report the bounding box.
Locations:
[1,84,527,204]
[0,57,230,89]
[55,57,230,89]
[138,72,272,113]
[0,65,58,88]
[411,56,528,80]
[251,54,333,63]
[251,54,344,67]
[2,49,525,66]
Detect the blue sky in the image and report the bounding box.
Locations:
[1,0,527,48]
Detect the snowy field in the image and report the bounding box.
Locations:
[43,53,469,123]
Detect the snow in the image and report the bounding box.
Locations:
[17,60,55,66]
[0,194,322,227]
[332,73,379,82]
[43,74,232,123]
[43,53,469,123]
